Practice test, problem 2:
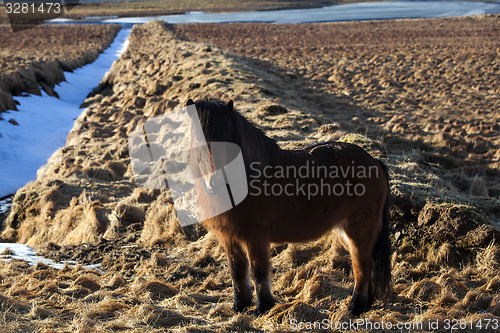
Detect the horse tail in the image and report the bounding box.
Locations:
[372,160,392,299]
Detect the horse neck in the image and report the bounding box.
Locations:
[235,114,280,167]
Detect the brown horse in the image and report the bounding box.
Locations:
[186,98,391,316]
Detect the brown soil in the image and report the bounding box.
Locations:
[0,18,499,332]
[0,24,120,116]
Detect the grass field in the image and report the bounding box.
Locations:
[175,16,500,188]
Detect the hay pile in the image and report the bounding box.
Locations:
[0,18,499,331]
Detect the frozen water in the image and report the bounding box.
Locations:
[104,1,500,24]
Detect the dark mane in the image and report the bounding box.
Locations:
[194,98,280,167]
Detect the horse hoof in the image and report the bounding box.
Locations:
[348,297,371,317]
[254,297,276,316]
[252,307,269,317]
[348,303,362,317]
[233,299,252,313]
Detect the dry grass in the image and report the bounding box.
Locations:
[0,16,499,331]
[476,242,500,275]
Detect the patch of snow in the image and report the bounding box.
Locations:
[0,196,12,214]
[0,243,101,271]
[50,18,73,23]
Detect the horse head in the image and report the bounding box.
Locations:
[186,98,241,196]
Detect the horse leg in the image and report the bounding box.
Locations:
[343,227,375,316]
[222,238,252,312]
[245,239,275,315]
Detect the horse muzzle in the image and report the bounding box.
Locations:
[204,172,225,195]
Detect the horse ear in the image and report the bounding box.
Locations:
[186,99,195,106]
[226,100,234,111]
